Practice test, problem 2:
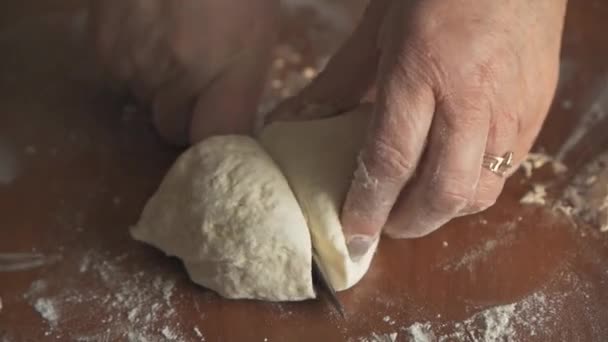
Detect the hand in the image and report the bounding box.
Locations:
[89,0,279,145]
[269,0,567,258]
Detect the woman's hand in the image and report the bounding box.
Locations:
[89,0,279,145]
[269,0,567,258]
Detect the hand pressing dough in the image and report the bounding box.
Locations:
[132,106,379,300]
[131,136,315,301]
[259,106,378,291]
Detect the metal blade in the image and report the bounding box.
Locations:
[312,250,346,318]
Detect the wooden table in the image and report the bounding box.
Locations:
[1,1,607,341]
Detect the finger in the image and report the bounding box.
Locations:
[109,1,147,81]
[459,109,519,216]
[383,99,490,239]
[127,2,167,104]
[266,0,391,123]
[189,49,273,142]
[89,0,127,65]
[88,0,130,93]
[152,67,206,146]
[340,63,436,260]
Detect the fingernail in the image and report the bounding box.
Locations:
[346,235,376,261]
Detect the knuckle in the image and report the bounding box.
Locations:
[168,34,197,68]
[428,178,475,214]
[395,40,443,87]
[470,58,500,90]
[440,101,488,133]
[365,137,416,182]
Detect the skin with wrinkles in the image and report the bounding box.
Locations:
[270,0,568,258]
[89,0,279,145]
[90,0,568,261]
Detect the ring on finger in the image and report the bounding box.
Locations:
[482,151,514,177]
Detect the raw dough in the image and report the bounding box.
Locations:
[131,136,315,301]
[259,106,378,291]
[132,106,379,300]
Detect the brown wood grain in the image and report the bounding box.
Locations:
[1,1,607,341]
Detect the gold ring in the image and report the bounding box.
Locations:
[482,151,514,177]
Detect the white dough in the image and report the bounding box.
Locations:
[259,106,378,291]
[132,107,379,300]
[131,136,315,301]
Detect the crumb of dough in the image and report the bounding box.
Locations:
[520,153,567,178]
[555,151,608,232]
[520,184,548,205]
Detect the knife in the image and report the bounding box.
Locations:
[311,249,346,318]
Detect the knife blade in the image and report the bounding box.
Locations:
[311,249,346,318]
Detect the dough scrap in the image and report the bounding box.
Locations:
[131,136,315,301]
[132,107,379,300]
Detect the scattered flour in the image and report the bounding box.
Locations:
[404,322,434,342]
[518,152,569,207]
[520,184,548,206]
[357,332,398,342]
[193,327,205,340]
[0,252,62,272]
[556,150,608,232]
[21,251,194,341]
[34,298,59,328]
[519,152,567,179]
[401,291,558,342]
[78,253,91,273]
[441,222,517,273]
[161,326,178,340]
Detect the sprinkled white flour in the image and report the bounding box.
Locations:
[518,152,568,207]
[404,322,434,342]
[33,298,59,328]
[556,150,608,232]
[161,326,178,340]
[194,327,204,339]
[401,291,558,342]
[519,152,567,179]
[520,184,548,205]
[0,252,62,272]
[21,250,195,341]
[357,332,398,342]
[440,221,517,273]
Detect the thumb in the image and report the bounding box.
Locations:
[266,1,390,123]
[341,56,436,260]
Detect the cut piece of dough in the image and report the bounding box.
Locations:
[131,136,315,301]
[259,106,379,291]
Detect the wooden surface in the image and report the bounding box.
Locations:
[1,1,608,341]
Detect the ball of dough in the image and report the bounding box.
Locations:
[259,106,379,291]
[131,136,315,301]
